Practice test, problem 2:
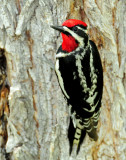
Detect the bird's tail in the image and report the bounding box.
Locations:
[68,112,99,154]
[83,111,100,141]
[68,117,86,154]
[85,117,98,141]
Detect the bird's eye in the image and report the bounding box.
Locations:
[72,27,78,32]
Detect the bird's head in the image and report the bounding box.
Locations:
[51,19,88,52]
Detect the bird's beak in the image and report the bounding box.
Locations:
[50,25,65,33]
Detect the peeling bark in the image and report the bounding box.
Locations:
[0,0,126,160]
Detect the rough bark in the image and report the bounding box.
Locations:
[0,0,126,160]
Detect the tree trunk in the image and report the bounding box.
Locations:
[0,0,125,160]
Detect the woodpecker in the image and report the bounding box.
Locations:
[51,19,103,154]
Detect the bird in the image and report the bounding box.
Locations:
[51,19,103,154]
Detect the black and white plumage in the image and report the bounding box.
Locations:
[51,19,103,154]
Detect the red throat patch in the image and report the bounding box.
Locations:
[61,33,79,52]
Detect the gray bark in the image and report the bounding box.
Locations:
[0,0,126,160]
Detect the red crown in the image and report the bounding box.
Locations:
[62,19,87,28]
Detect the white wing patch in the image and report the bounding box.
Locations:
[55,59,70,99]
[89,46,98,96]
[75,45,99,113]
[75,52,90,93]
